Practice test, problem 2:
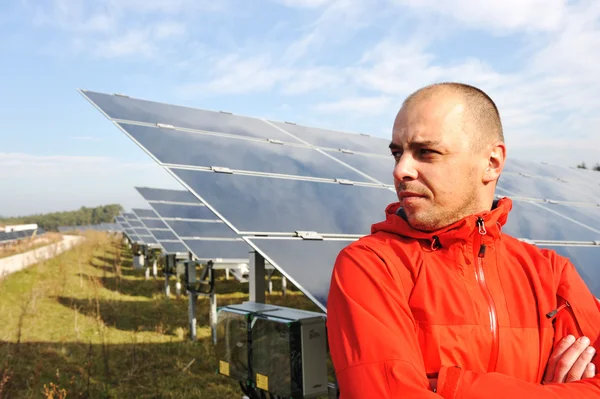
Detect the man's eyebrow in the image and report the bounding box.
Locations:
[410,140,443,149]
[388,142,401,150]
[388,140,443,150]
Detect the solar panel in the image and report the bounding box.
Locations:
[245,237,355,311]
[498,173,600,205]
[324,151,394,186]
[501,200,600,241]
[135,187,251,262]
[131,208,177,252]
[117,123,377,183]
[82,91,303,143]
[267,120,390,156]
[123,212,157,245]
[170,169,397,236]
[81,90,600,306]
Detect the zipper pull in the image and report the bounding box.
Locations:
[546,303,568,319]
[477,217,487,258]
[477,217,487,235]
[478,244,487,258]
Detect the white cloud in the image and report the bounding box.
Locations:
[274,0,333,8]
[314,96,395,115]
[90,30,156,58]
[393,0,567,33]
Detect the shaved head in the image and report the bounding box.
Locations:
[391,82,507,230]
[402,82,504,152]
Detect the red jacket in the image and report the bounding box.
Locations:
[327,197,600,398]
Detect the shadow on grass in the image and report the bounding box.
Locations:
[76,273,163,299]
[92,256,137,277]
[0,338,241,399]
[56,296,188,336]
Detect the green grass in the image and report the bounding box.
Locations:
[0,232,331,398]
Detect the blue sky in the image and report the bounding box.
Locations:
[1,0,599,217]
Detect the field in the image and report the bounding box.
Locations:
[0,232,327,398]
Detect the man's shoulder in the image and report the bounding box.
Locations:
[343,231,419,253]
[501,233,568,271]
[337,231,422,270]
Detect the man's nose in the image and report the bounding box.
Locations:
[393,154,418,181]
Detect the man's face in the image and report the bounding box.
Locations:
[390,95,487,231]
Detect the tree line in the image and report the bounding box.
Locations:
[576,162,600,171]
[0,204,123,232]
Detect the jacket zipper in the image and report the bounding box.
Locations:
[546,300,584,336]
[475,217,500,372]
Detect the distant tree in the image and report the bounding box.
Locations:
[0,204,124,231]
[593,163,600,172]
[577,162,587,169]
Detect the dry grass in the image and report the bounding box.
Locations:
[0,232,330,398]
[0,232,63,260]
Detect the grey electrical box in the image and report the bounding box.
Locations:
[216,302,328,398]
[216,303,280,383]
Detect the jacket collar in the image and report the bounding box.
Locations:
[371,197,512,249]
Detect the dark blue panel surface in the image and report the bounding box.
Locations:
[128,221,144,228]
[121,123,371,182]
[539,204,600,233]
[246,238,355,311]
[539,246,600,298]
[182,239,250,261]
[136,187,198,204]
[140,219,169,229]
[498,173,600,205]
[502,200,600,241]
[83,91,300,142]
[165,220,237,238]
[132,208,159,218]
[326,151,393,185]
[160,241,189,253]
[134,228,149,236]
[151,203,215,220]
[150,230,178,241]
[504,158,600,187]
[171,169,397,235]
[269,120,390,156]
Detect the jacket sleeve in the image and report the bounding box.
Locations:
[435,256,600,399]
[326,243,438,398]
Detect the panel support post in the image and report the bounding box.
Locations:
[152,259,157,279]
[267,269,273,295]
[210,289,217,345]
[281,276,287,297]
[249,251,265,303]
[188,291,197,341]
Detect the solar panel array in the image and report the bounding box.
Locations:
[0,228,37,244]
[57,223,122,233]
[135,187,250,262]
[81,90,600,311]
[122,212,158,246]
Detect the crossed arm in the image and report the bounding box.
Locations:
[326,245,600,399]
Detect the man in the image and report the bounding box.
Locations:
[326,82,600,398]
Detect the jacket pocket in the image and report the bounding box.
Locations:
[547,295,584,341]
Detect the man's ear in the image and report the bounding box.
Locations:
[483,142,506,184]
